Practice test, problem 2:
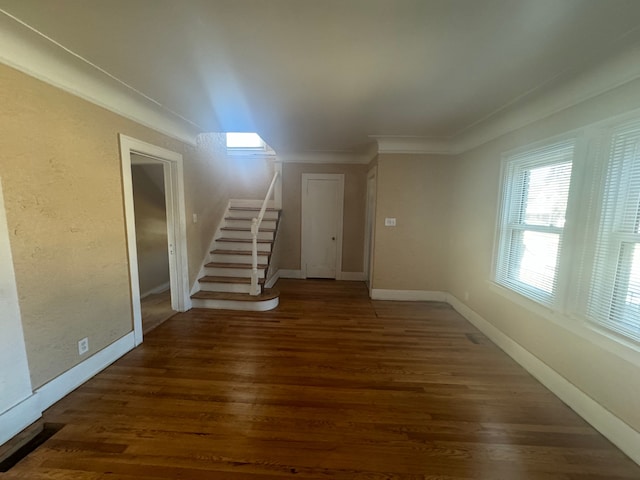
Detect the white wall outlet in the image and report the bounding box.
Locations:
[384,217,396,227]
[192,213,198,223]
[78,337,89,355]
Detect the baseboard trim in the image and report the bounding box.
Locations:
[339,271,366,281]
[446,293,640,466]
[0,394,41,446]
[265,270,280,289]
[35,332,136,412]
[371,289,447,301]
[278,269,304,279]
[140,281,170,299]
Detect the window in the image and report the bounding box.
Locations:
[226,132,265,150]
[495,140,575,305]
[586,120,640,341]
[225,132,275,157]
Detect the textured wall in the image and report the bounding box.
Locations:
[0,64,230,388]
[276,162,367,273]
[372,154,452,291]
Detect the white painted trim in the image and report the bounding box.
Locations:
[364,166,377,296]
[265,270,280,289]
[278,269,304,279]
[140,281,171,300]
[371,289,448,301]
[0,177,36,447]
[301,173,345,279]
[0,395,40,447]
[446,293,640,466]
[452,42,640,154]
[0,11,200,146]
[340,272,366,281]
[191,297,279,311]
[35,332,135,413]
[120,135,190,346]
[279,152,371,164]
[372,136,452,155]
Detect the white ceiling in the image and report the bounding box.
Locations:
[2,0,640,154]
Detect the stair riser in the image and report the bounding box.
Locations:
[225,219,277,229]
[228,210,279,220]
[198,282,253,293]
[211,253,270,264]
[191,297,279,311]
[220,230,273,241]
[215,241,272,252]
[204,267,265,278]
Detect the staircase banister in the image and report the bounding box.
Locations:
[250,170,280,295]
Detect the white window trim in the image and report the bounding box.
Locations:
[494,136,576,307]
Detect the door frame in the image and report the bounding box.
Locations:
[364,166,377,296]
[119,134,190,346]
[301,173,344,279]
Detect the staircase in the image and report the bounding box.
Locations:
[191,203,281,311]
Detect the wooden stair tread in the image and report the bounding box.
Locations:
[221,226,276,232]
[218,237,272,243]
[191,289,279,302]
[211,249,271,256]
[199,276,265,284]
[205,262,267,269]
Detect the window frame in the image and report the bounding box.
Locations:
[582,120,640,342]
[494,138,577,307]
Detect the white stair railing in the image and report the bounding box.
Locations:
[250,170,280,295]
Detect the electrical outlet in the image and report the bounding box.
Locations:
[384,217,396,227]
[78,337,89,355]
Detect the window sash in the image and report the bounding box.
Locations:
[495,140,575,307]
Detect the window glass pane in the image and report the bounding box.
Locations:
[226,132,264,149]
[510,230,559,294]
[523,162,572,227]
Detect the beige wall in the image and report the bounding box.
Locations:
[276,162,367,273]
[0,64,231,388]
[372,154,452,291]
[131,163,170,296]
[446,77,640,432]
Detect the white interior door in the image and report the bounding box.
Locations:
[302,174,344,279]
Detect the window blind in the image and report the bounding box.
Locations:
[496,140,575,305]
[586,121,640,341]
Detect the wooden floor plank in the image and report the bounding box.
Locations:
[2,279,638,479]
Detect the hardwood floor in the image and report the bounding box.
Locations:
[3,279,639,479]
[141,290,175,334]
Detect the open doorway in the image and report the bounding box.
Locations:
[120,135,190,346]
[131,158,174,333]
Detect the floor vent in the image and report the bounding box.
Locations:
[0,423,64,472]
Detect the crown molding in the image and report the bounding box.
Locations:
[451,41,640,155]
[372,136,452,155]
[278,151,371,164]
[0,10,201,146]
